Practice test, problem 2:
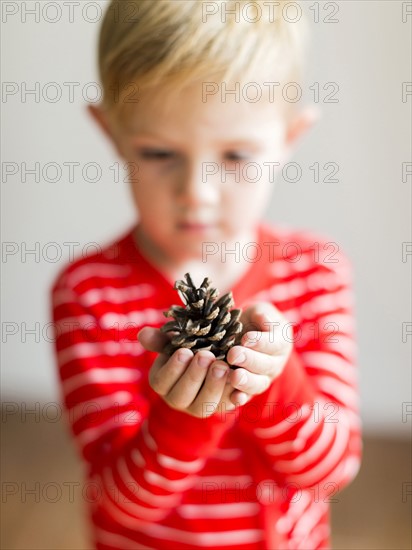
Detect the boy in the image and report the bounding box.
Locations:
[51,1,362,549]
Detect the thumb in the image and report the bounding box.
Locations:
[241,302,284,334]
[137,326,169,353]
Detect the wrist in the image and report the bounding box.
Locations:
[148,393,236,460]
[237,347,316,429]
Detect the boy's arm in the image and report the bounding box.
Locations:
[235,250,362,499]
[51,273,235,521]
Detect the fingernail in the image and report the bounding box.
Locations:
[238,372,248,386]
[198,354,212,368]
[232,351,246,365]
[212,366,227,379]
[177,350,192,363]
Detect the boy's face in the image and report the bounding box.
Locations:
[90,78,312,264]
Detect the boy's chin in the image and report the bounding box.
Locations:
[171,238,212,261]
[175,240,207,256]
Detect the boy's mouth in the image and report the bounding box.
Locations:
[178,222,215,232]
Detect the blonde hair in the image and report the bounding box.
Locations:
[98,0,309,120]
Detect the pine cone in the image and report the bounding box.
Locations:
[160,273,243,362]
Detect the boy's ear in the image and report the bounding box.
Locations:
[285,105,321,149]
[278,105,321,166]
[86,104,123,158]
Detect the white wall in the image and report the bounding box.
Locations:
[2,1,411,435]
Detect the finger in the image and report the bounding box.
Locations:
[149,348,193,396]
[189,360,229,417]
[166,351,216,410]
[226,345,282,377]
[218,382,238,412]
[138,326,169,353]
[230,390,252,407]
[228,367,271,395]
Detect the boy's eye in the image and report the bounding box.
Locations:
[225,152,248,162]
[137,149,249,162]
[139,150,175,160]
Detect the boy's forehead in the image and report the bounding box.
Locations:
[126,127,281,149]
[123,108,285,146]
[120,82,287,141]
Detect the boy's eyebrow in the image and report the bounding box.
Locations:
[131,133,263,149]
[129,131,170,142]
[213,138,263,149]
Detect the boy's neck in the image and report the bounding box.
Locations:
[132,225,260,295]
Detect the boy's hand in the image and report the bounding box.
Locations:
[138,327,237,418]
[225,302,293,406]
[138,300,292,415]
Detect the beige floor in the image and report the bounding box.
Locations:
[1,405,411,549]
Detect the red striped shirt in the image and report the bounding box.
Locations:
[50,222,362,550]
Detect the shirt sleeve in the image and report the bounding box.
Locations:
[236,248,363,501]
[50,270,236,522]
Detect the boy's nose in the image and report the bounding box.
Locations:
[176,161,219,207]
